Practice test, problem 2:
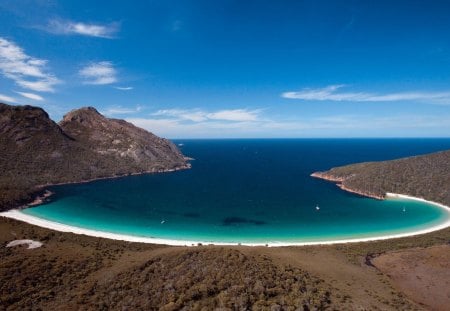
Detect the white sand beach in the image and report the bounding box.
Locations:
[1,193,450,247]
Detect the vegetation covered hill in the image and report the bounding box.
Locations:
[0,103,189,211]
[312,150,450,206]
[1,217,426,310]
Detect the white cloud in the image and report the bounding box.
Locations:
[127,117,262,138]
[45,20,119,38]
[127,118,182,133]
[127,112,450,138]
[15,91,44,101]
[115,86,133,91]
[282,85,450,104]
[0,37,60,92]
[130,108,264,138]
[102,105,142,116]
[207,109,260,121]
[152,108,261,122]
[79,61,117,85]
[0,93,17,103]
[152,109,208,122]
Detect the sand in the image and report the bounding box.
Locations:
[6,239,43,249]
[1,192,450,247]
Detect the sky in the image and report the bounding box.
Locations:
[1,0,450,138]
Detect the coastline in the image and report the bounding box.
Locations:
[2,192,450,247]
[39,163,192,188]
[27,190,54,207]
[12,163,192,211]
[311,172,384,200]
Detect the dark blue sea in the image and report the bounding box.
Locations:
[23,139,450,244]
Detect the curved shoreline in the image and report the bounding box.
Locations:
[1,193,450,247]
[310,172,384,200]
[38,163,192,189]
[6,163,192,212]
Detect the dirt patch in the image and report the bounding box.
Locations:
[372,245,450,311]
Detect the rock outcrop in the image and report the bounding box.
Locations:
[59,106,188,174]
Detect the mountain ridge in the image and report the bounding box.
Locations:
[0,103,190,211]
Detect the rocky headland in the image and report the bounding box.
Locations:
[310,172,385,200]
[0,103,190,211]
[311,150,450,205]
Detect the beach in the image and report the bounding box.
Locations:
[2,212,450,310]
[2,192,450,247]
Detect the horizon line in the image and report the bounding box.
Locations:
[168,137,450,140]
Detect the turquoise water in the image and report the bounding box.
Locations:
[23,139,450,244]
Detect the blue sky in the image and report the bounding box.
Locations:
[0,0,450,138]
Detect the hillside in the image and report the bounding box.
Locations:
[0,103,189,211]
[311,150,450,206]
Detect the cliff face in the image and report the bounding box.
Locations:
[0,103,189,210]
[311,150,450,206]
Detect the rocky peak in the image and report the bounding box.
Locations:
[60,107,106,127]
[0,103,50,120]
[0,103,64,141]
[0,103,189,210]
[58,106,186,164]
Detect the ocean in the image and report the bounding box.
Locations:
[23,138,450,244]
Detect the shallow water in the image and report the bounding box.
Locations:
[23,139,450,244]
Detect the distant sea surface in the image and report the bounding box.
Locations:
[24,139,450,244]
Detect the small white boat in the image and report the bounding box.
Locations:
[402,207,406,212]
[316,205,320,211]
[161,220,166,224]
[178,143,184,146]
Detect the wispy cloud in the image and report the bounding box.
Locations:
[208,109,260,121]
[282,85,450,104]
[79,61,117,85]
[127,117,262,138]
[44,19,119,38]
[114,86,133,91]
[0,37,60,92]
[127,113,450,138]
[126,108,264,138]
[102,105,142,116]
[15,91,44,101]
[0,93,17,103]
[153,109,208,122]
[152,108,261,122]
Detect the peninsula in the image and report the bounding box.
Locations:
[311,150,450,206]
[0,103,190,211]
